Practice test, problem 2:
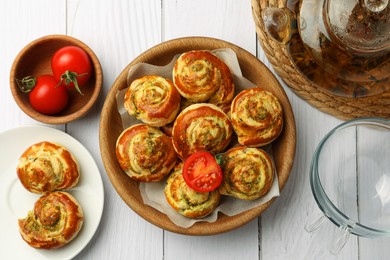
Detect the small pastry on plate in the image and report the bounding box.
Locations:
[173,50,234,111]
[17,141,80,194]
[18,191,84,249]
[230,87,283,147]
[164,162,221,218]
[171,103,233,160]
[116,124,177,182]
[219,146,274,200]
[124,75,181,127]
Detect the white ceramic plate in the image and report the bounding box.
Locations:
[0,125,104,260]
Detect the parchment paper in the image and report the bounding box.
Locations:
[116,48,280,228]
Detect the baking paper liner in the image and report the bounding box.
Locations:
[116,48,280,228]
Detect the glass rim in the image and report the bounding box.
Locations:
[310,117,390,237]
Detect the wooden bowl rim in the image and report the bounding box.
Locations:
[9,34,103,124]
[99,36,296,235]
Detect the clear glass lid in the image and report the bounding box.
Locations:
[311,118,390,237]
[325,0,390,54]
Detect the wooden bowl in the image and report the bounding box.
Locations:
[10,34,103,124]
[100,37,296,235]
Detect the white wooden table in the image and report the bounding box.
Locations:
[2,0,389,259]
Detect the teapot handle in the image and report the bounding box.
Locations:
[260,6,296,44]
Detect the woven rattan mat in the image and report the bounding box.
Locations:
[251,0,390,120]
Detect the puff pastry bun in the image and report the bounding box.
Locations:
[18,191,83,249]
[231,87,283,147]
[172,103,233,160]
[17,141,80,194]
[173,50,234,112]
[124,75,181,127]
[219,146,274,200]
[116,124,177,182]
[164,162,220,218]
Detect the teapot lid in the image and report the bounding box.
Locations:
[325,0,389,54]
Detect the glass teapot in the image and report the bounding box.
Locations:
[262,0,389,97]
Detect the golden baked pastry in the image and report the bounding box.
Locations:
[173,50,234,111]
[230,87,283,147]
[17,141,80,194]
[171,103,233,160]
[18,191,83,249]
[219,146,274,200]
[124,75,181,127]
[116,124,177,182]
[164,162,221,218]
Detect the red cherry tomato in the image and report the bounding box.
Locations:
[29,75,69,115]
[51,46,92,95]
[182,151,223,192]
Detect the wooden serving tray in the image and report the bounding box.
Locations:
[99,37,296,235]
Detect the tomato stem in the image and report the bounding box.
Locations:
[15,76,37,93]
[215,153,225,165]
[61,70,87,95]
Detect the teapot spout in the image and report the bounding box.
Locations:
[261,7,296,44]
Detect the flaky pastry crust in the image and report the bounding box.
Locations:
[171,103,233,160]
[230,87,283,147]
[116,124,177,182]
[124,75,181,127]
[164,163,221,218]
[173,50,234,112]
[17,141,80,194]
[18,191,83,249]
[219,146,274,200]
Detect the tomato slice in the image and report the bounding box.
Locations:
[182,151,223,192]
